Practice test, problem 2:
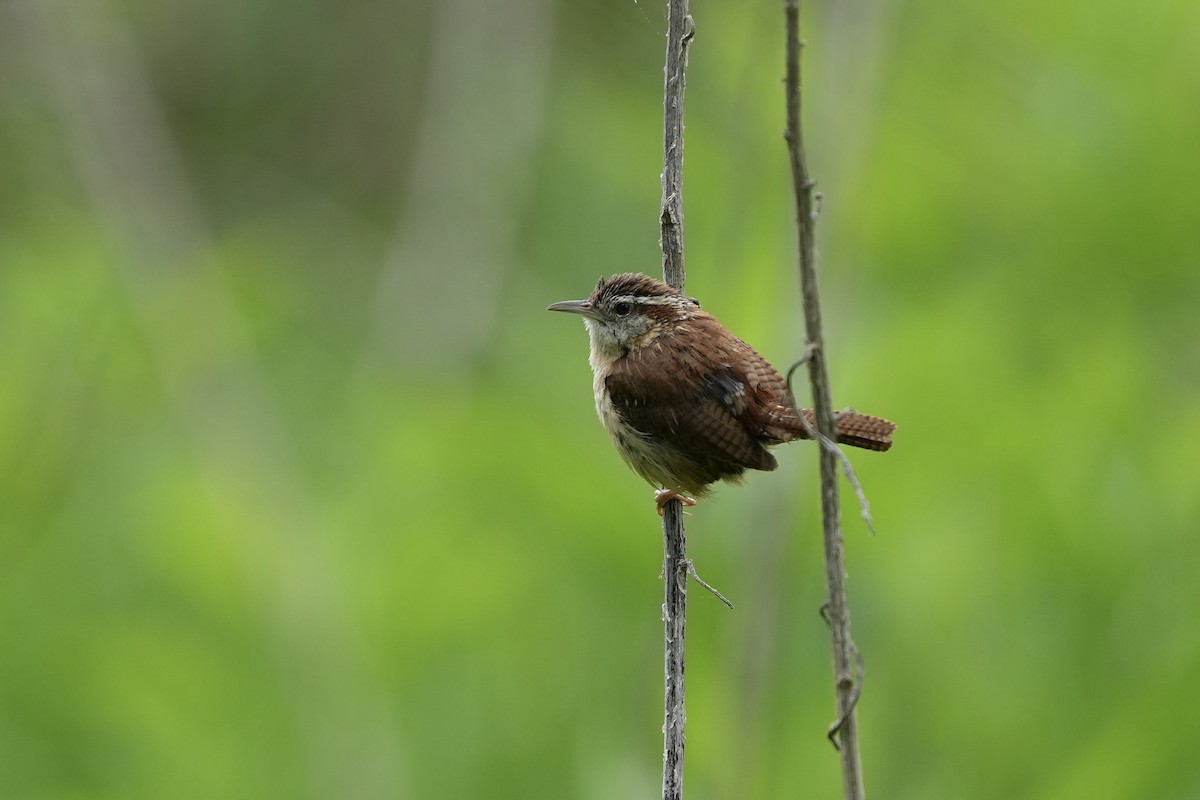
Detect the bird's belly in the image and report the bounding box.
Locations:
[594,380,709,495]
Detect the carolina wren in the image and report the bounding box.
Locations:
[548,273,895,511]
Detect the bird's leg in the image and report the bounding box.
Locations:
[655,488,697,516]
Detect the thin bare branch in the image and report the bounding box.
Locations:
[685,560,735,610]
[660,2,693,798]
[783,1,867,798]
[786,361,879,534]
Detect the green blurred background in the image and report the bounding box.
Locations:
[2,0,1198,797]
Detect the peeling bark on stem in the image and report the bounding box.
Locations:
[660,1,692,798]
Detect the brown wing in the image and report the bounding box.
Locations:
[704,326,897,451]
[604,315,783,483]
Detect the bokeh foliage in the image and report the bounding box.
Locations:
[2,0,1198,798]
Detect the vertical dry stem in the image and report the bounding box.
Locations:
[783,1,866,798]
[660,1,692,798]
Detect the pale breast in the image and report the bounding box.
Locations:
[592,370,713,495]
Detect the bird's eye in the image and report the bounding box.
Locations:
[613,302,633,317]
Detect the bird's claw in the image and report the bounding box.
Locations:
[655,489,697,516]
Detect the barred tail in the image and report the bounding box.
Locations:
[797,408,895,452]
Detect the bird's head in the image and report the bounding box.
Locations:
[547,273,698,360]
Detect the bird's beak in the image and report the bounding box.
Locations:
[547,299,599,319]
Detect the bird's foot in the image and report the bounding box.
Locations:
[655,489,697,516]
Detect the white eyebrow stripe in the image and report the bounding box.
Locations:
[614,294,681,306]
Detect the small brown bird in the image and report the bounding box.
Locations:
[548,273,895,512]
